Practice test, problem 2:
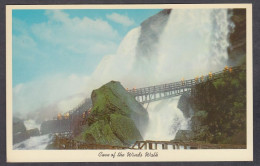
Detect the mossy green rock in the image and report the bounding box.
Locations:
[110,114,143,145]
[84,120,123,146]
[82,81,148,146]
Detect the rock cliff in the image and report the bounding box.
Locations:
[228,9,246,65]
[13,117,40,144]
[78,81,148,146]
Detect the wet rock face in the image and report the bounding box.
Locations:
[177,92,192,118]
[13,117,26,134]
[13,132,30,144]
[82,81,148,146]
[27,128,40,137]
[13,117,41,144]
[174,130,195,141]
[136,9,171,60]
[13,117,30,144]
[228,9,246,65]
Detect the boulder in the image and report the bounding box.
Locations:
[13,117,26,134]
[13,117,29,144]
[110,114,143,145]
[82,81,148,146]
[13,131,30,144]
[27,128,40,137]
[84,120,123,146]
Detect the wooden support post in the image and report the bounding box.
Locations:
[155,143,157,150]
[172,144,175,149]
[184,145,187,149]
[149,143,153,150]
[145,142,147,150]
[165,143,168,149]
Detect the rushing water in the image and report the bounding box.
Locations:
[24,119,41,130]
[140,9,232,140]
[143,97,190,140]
[14,9,233,149]
[13,119,52,150]
[13,134,53,150]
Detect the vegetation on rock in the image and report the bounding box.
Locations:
[78,81,148,146]
[110,113,143,145]
[190,64,246,144]
[84,120,123,146]
[174,130,195,141]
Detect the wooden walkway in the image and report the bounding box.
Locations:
[53,135,246,149]
[47,66,243,134]
[128,66,242,104]
[131,140,246,149]
[53,135,133,150]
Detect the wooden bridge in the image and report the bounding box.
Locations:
[128,66,241,104]
[131,140,246,149]
[40,98,92,134]
[42,66,243,134]
[52,135,246,149]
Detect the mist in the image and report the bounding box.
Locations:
[87,9,232,140]
[13,9,233,140]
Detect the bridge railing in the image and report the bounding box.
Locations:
[128,66,243,97]
[131,140,246,149]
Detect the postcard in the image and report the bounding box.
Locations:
[6,4,253,162]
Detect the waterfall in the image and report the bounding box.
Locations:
[139,9,232,140]
[89,9,232,140]
[155,9,231,82]
[143,97,190,140]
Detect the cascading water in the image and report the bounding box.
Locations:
[139,9,233,140]
[67,9,233,141]
[143,97,190,140]
[14,134,53,150]
[155,9,231,82]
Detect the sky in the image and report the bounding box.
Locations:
[12,9,162,117]
[12,9,162,86]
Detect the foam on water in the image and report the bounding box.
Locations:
[13,134,53,150]
[24,119,41,130]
